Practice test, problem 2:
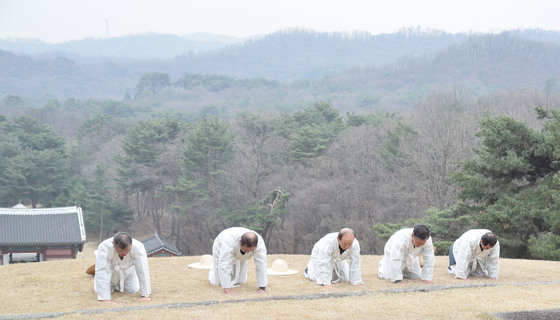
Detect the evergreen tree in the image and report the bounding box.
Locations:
[180,116,235,209]
[67,166,132,239]
[287,102,347,163]
[407,110,560,259]
[450,112,559,258]
[0,116,69,207]
[114,118,184,233]
[135,72,171,96]
[223,188,289,244]
[374,109,560,259]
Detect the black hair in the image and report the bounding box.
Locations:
[413,224,431,240]
[113,232,132,250]
[481,232,498,246]
[240,232,258,248]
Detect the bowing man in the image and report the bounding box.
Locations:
[378,224,435,284]
[305,228,364,287]
[448,229,499,280]
[94,232,151,302]
[209,227,267,295]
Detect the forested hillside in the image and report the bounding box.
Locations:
[1,28,560,258]
[2,87,559,256]
[1,28,469,102]
[1,29,560,112]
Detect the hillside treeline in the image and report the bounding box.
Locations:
[1,84,559,258]
[2,30,560,111]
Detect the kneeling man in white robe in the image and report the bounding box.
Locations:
[378,224,435,284]
[448,229,499,280]
[94,232,151,302]
[209,227,267,295]
[305,228,364,287]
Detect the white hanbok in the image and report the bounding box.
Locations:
[208,227,267,289]
[450,229,500,279]
[378,228,435,282]
[305,232,364,286]
[94,238,151,300]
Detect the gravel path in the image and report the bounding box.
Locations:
[2,281,560,319]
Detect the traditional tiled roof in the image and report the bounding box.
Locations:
[0,206,87,246]
[142,233,181,256]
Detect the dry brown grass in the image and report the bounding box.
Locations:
[2,241,560,319]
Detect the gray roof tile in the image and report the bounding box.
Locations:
[142,233,181,256]
[0,206,87,246]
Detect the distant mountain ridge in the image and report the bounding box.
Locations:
[2,27,559,61]
[0,33,250,59]
[1,28,560,107]
[320,33,560,107]
[164,28,469,81]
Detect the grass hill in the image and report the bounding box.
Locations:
[1,241,560,319]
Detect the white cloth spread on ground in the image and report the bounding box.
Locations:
[450,229,500,279]
[94,237,151,300]
[378,228,435,282]
[305,232,364,286]
[208,227,267,289]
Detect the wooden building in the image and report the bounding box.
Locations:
[0,204,87,265]
[142,233,181,257]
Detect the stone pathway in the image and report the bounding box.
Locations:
[0,291,372,319]
[2,281,560,319]
[492,308,560,320]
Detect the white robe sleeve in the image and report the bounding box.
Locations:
[217,236,236,289]
[94,240,113,301]
[348,241,364,285]
[253,241,268,288]
[387,242,406,282]
[420,238,435,281]
[313,241,337,285]
[132,241,151,297]
[486,242,500,278]
[453,237,473,279]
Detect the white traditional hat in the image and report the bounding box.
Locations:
[267,259,299,275]
[188,254,214,269]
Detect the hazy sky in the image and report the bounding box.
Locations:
[1,0,559,43]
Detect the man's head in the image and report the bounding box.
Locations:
[337,228,355,251]
[113,232,132,257]
[240,232,258,254]
[480,232,498,250]
[411,224,430,247]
